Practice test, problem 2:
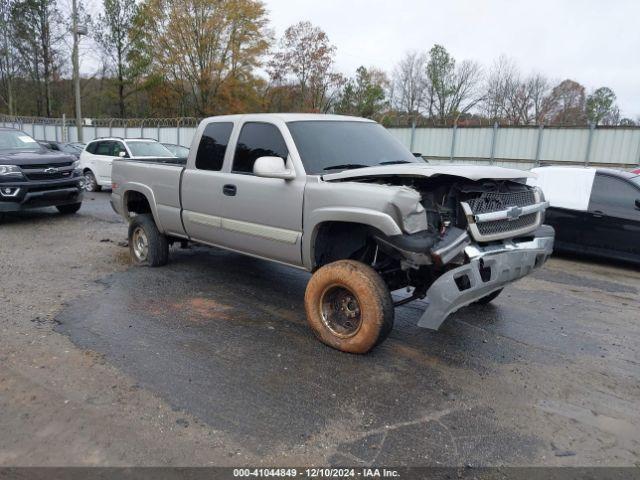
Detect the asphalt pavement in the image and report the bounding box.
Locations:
[1,191,638,466]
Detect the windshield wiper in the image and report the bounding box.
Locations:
[323,164,369,171]
[378,160,413,165]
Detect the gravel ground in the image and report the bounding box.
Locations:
[0,192,639,467]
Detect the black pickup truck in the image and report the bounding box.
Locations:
[0,128,84,216]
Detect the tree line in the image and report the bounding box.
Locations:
[0,0,636,127]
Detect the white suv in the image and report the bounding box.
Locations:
[79,138,175,191]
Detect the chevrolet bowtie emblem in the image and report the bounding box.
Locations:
[506,206,523,221]
[44,167,59,174]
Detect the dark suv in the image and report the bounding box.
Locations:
[0,128,84,216]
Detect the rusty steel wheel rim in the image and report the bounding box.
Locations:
[319,284,362,338]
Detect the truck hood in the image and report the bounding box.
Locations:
[0,149,76,165]
[322,163,535,182]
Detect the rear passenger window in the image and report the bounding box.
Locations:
[86,142,97,154]
[232,123,288,174]
[195,122,233,171]
[95,141,113,156]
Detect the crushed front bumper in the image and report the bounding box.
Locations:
[417,225,555,329]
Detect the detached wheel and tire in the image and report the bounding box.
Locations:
[83,170,101,192]
[56,203,82,214]
[305,260,394,354]
[128,214,169,267]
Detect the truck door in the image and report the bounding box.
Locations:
[214,121,305,267]
[93,140,116,184]
[181,121,235,246]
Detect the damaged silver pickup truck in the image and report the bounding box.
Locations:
[111,114,554,353]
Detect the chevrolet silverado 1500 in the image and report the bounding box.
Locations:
[111,114,554,353]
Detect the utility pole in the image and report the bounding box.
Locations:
[72,0,83,142]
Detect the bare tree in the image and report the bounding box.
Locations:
[525,73,550,124]
[11,0,62,117]
[95,0,139,117]
[269,21,343,112]
[482,56,551,125]
[482,56,519,122]
[447,59,483,120]
[390,51,427,118]
[425,44,482,124]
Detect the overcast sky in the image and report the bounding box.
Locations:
[77,0,639,118]
[263,0,640,118]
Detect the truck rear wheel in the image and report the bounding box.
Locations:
[304,260,394,354]
[128,214,169,267]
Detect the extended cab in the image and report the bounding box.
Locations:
[0,128,83,216]
[111,114,554,354]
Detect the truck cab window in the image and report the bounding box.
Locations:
[195,122,233,171]
[232,122,288,174]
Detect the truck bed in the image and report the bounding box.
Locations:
[111,159,187,237]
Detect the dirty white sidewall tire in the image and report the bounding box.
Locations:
[305,260,394,354]
[128,214,169,267]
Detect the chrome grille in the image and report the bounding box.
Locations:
[475,212,538,237]
[466,190,536,214]
[464,190,540,241]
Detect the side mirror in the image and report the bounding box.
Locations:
[118,151,127,158]
[635,199,640,210]
[412,152,423,158]
[253,156,296,180]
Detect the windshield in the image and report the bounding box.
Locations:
[127,141,173,157]
[0,130,42,152]
[163,144,190,157]
[61,144,82,154]
[286,121,420,174]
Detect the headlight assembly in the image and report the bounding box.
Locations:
[0,165,24,179]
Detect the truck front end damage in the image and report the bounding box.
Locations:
[324,167,554,329]
[417,226,554,329]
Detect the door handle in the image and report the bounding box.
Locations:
[223,184,237,196]
[591,210,604,218]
